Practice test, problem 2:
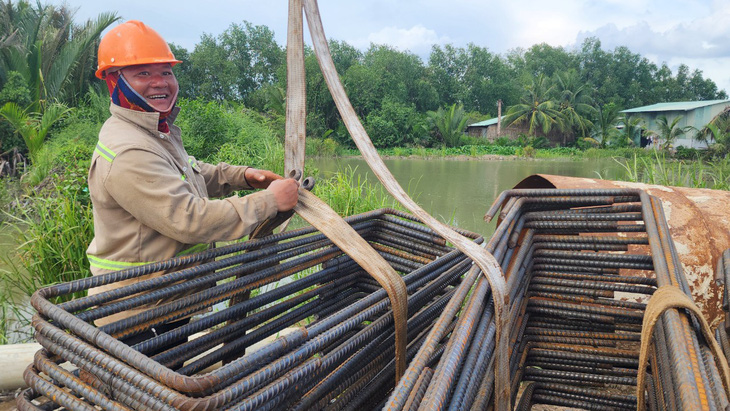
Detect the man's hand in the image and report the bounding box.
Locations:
[245,168,282,189]
[267,178,300,211]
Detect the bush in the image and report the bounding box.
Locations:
[365,99,425,148]
[213,110,285,175]
[176,98,242,161]
[0,71,31,155]
[4,189,93,302]
[306,137,341,157]
[494,136,521,147]
[673,146,706,160]
[312,165,400,216]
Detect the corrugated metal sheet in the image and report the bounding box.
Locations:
[467,117,499,127]
[622,99,730,113]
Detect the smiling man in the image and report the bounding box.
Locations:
[86,20,299,331]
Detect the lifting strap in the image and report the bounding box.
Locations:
[636,285,730,411]
[284,0,408,381]
[283,1,511,408]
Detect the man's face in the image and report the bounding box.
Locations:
[121,63,179,112]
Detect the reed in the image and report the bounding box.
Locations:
[616,150,730,190]
[312,165,402,216]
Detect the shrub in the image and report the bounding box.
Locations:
[0,71,31,155]
[365,99,424,148]
[306,137,341,157]
[214,111,285,175]
[176,98,241,161]
[673,146,705,160]
[312,165,400,216]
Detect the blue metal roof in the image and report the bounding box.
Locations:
[467,118,499,127]
[621,100,730,113]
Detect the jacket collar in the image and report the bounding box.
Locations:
[109,103,181,132]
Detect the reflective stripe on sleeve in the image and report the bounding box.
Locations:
[176,243,209,256]
[95,142,117,163]
[87,255,150,271]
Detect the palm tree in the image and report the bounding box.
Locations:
[0,1,119,111]
[584,103,620,148]
[502,74,563,136]
[696,109,730,156]
[427,103,468,147]
[0,101,71,164]
[650,115,691,150]
[616,115,644,147]
[555,70,595,142]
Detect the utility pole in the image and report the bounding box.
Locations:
[497,99,502,136]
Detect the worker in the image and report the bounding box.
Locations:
[86,20,299,336]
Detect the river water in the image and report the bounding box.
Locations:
[310,157,623,237]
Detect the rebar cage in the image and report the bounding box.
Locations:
[21,209,482,410]
[19,191,730,410]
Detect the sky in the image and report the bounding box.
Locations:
[61,0,730,95]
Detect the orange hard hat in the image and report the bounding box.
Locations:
[96,20,182,79]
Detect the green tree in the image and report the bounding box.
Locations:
[650,115,691,150]
[428,44,467,106]
[345,44,437,116]
[366,98,425,148]
[0,70,30,152]
[426,103,468,147]
[0,101,71,163]
[518,43,579,79]
[183,21,284,103]
[462,44,520,114]
[0,1,118,111]
[615,115,644,147]
[695,109,730,156]
[502,74,562,136]
[584,103,620,148]
[555,69,595,142]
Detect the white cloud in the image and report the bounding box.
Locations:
[573,2,730,92]
[356,25,451,55]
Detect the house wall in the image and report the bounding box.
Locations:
[627,102,730,149]
[466,124,568,146]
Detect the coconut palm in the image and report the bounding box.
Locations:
[502,74,563,136]
[649,115,691,150]
[427,103,468,147]
[696,109,730,156]
[0,101,71,164]
[555,69,595,141]
[0,1,118,111]
[615,115,644,147]
[583,103,620,148]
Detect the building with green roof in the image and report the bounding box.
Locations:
[621,100,730,148]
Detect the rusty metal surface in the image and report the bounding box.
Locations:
[514,174,730,326]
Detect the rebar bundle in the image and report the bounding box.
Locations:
[715,248,730,362]
[18,190,730,410]
[19,209,481,410]
[384,189,729,410]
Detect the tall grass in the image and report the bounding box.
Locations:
[616,151,730,190]
[0,190,93,343]
[312,166,402,216]
[3,193,93,300]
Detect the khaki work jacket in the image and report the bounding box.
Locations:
[86,105,278,324]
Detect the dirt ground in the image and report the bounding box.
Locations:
[0,390,20,411]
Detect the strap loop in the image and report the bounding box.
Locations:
[636,285,730,410]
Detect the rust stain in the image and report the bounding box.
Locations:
[514,174,730,325]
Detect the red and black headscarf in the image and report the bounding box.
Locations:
[105,71,175,133]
